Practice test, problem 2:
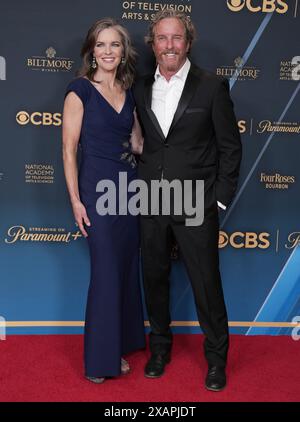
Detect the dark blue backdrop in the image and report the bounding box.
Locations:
[0,0,299,335]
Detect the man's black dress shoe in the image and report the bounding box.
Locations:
[205,365,226,392]
[144,353,171,378]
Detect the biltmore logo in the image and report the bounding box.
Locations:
[16,111,62,126]
[216,57,260,81]
[0,56,6,80]
[226,0,288,13]
[27,47,74,72]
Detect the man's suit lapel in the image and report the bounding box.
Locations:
[168,65,199,136]
[144,75,166,141]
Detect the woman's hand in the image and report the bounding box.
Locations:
[130,109,144,155]
[72,200,91,238]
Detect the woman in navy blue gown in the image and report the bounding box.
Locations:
[62,18,145,383]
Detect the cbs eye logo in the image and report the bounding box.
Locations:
[16,111,62,126]
[227,0,247,11]
[227,0,288,14]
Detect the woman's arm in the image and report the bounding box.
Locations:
[62,92,90,237]
[130,109,144,155]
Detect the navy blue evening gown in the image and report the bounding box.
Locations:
[65,77,145,377]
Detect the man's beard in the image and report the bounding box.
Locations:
[160,52,179,71]
[165,63,178,71]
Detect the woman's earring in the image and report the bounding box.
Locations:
[92,57,97,69]
[121,57,125,64]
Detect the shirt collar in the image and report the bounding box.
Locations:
[154,58,191,82]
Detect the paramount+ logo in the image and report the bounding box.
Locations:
[227,0,288,13]
[16,111,62,126]
[219,231,271,249]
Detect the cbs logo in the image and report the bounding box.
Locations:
[227,0,288,13]
[219,231,270,249]
[16,111,62,126]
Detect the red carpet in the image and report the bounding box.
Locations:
[0,334,299,402]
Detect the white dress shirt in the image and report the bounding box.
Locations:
[151,58,226,210]
[151,58,191,138]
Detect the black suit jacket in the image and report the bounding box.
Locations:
[133,63,242,217]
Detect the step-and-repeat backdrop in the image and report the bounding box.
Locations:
[1,0,300,336]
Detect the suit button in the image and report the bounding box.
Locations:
[158,165,162,170]
[164,143,169,148]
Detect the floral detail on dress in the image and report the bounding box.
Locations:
[120,140,137,168]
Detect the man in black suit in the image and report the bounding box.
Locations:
[133,10,242,391]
